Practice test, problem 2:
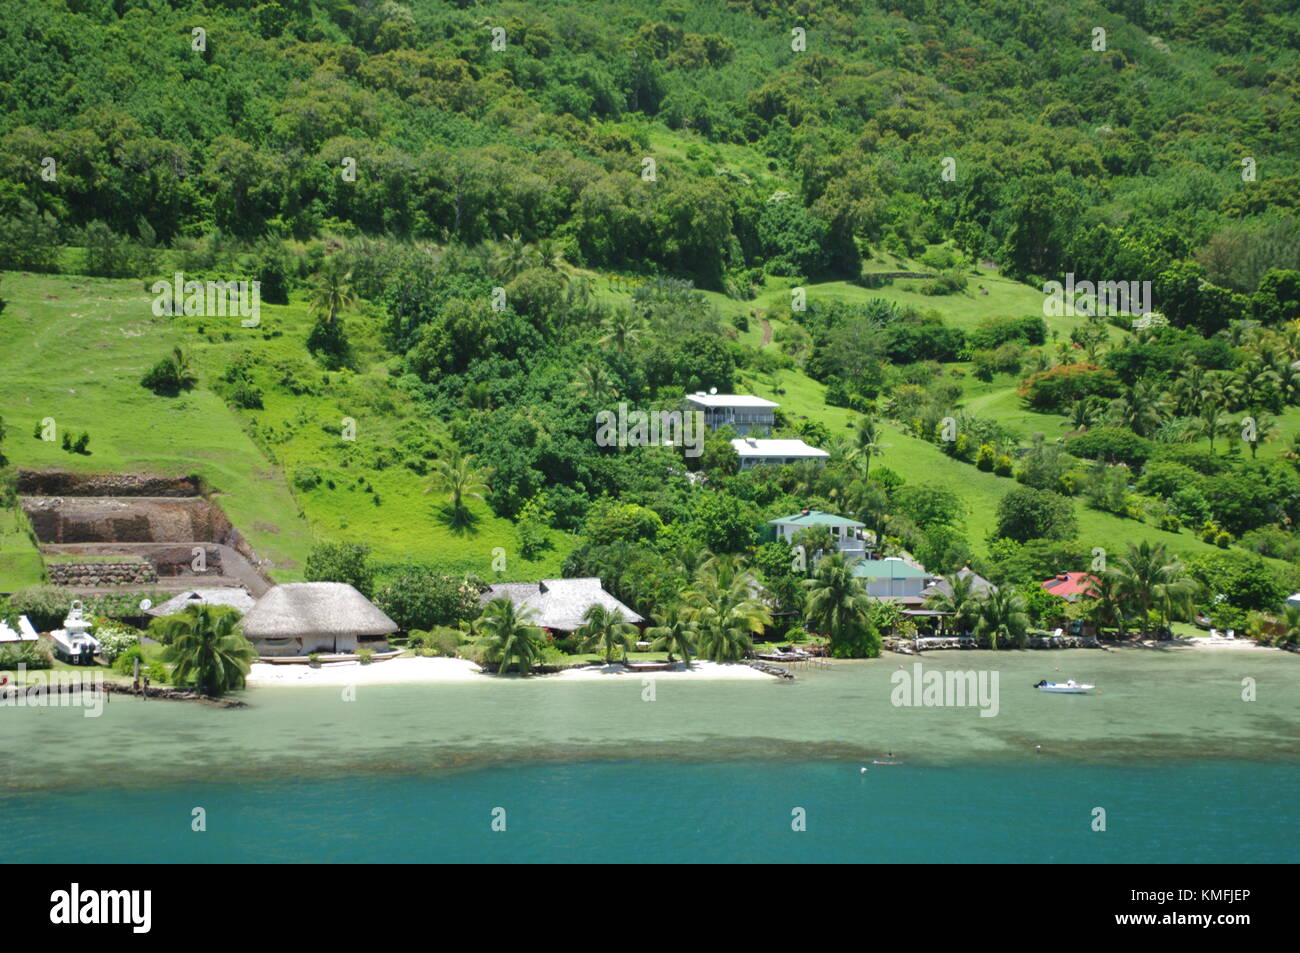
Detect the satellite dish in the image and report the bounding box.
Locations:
[709,386,717,394]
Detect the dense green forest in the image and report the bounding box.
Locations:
[3,0,1300,658]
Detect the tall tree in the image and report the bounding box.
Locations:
[477,598,545,675]
[159,606,256,696]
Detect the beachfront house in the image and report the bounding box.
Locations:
[921,567,995,602]
[685,392,778,435]
[851,557,934,607]
[240,582,398,657]
[768,510,869,557]
[1041,572,1099,603]
[479,578,643,637]
[147,587,256,619]
[732,437,829,470]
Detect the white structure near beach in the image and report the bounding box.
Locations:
[0,615,40,645]
[240,582,398,657]
[732,437,829,469]
[685,392,778,435]
[49,602,100,663]
[479,578,643,636]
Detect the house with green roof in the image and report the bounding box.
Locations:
[851,556,934,605]
[768,509,869,557]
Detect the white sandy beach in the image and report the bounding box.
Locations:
[246,656,777,686]
[1166,637,1282,652]
[549,660,774,680]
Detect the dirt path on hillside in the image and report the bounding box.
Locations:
[760,314,772,347]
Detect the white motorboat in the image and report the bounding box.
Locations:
[1034,679,1095,694]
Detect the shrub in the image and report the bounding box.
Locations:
[1018,363,1120,412]
[0,641,52,670]
[374,567,481,630]
[8,587,72,631]
[95,622,140,663]
[994,486,1078,543]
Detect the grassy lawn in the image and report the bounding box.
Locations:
[0,505,44,592]
[0,270,573,582]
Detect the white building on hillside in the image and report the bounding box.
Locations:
[732,437,829,470]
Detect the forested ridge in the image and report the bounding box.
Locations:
[2,0,1300,654]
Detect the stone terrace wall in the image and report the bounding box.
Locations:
[17,470,203,497]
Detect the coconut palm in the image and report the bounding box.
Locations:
[1063,396,1104,432]
[169,346,198,391]
[308,262,355,328]
[492,233,534,282]
[573,359,616,402]
[1086,570,1129,640]
[803,551,875,653]
[159,605,256,696]
[924,571,983,635]
[576,603,638,663]
[646,604,697,665]
[684,557,770,662]
[425,449,492,529]
[848,415,886,478]
[477,598,545,675]
[1108,380,1166,437]
[1108,541,1196,637]
[974,588,1029,650]
[1197,400,1229,454]
[597,310,645,354]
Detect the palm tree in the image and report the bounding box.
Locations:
[533,237,566,274]
[646,604,697,665]
[1063,396,1103,432]
[1242,412,1277,459]
[1087,571,1129,640]
[802,551,875,653]
[1108,541,1195,637]
[598,310,645,354]
[477,598,545,674]
[924,571,982,636]
[848,415,886,478]
[169,346,198,390]
[492,233,534,281]
[1197,400,1229,454]
[576,603,638,663]
[573,359,616,402]
[426,449,492,529]
[158,606,256,696]
[685,558,770,662]
[1109,380,1166,437]
[975,588,1029,650]
[308,262,355,328]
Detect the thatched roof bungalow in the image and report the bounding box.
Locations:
[241,582,398,657]
[147,588,257,618]
[479,578,643,636]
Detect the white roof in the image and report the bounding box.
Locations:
[686,393,779,409]
[731,438,828,458]
[0,616,40,643]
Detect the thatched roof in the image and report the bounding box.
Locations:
[480,578,643,631]
[921,567,996,600]
[240,583,398,639]
[147,588,257,618]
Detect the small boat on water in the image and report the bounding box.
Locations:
[1034,679,1095,694]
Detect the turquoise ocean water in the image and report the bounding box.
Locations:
[3,648,1297,862]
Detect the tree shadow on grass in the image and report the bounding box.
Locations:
[433,502,480,535]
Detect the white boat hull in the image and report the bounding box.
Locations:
[1036,681,1094,694]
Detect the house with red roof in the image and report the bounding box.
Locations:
[1041,572,1100,602]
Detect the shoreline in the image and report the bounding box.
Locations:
[244,656,777,687]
